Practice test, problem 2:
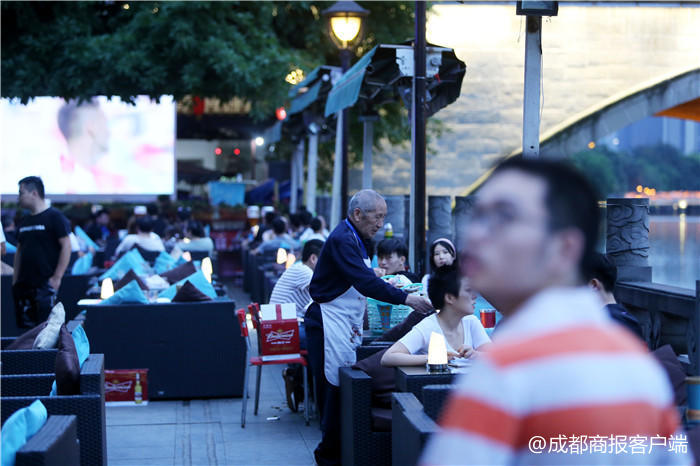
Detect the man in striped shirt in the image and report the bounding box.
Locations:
[422,158,690,465]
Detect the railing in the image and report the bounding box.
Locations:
[616,280,700,375]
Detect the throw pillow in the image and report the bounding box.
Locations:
[651,344,687,405]
[55,324,81,396]
[101,280,149,305]
[6,322,48,350]
[115,269,148,291]
[71,325,90,368]
[159,261,196,284]
[32,302,66,349]
[0,400,48,466]
[172,280,213,303]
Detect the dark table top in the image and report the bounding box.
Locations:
[395,365,459,399]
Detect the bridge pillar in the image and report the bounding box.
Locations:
[606,197,652,282]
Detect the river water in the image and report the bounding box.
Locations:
[648,215,700,291]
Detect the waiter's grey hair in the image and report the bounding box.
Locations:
[347,189,385,218]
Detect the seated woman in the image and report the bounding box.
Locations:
[381,266,492,367]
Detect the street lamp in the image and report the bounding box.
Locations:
[323,1,369,222]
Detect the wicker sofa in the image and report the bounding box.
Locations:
[82,299,245,399]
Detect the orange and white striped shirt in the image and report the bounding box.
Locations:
[421,287,692,465]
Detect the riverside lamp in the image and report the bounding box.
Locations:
[322,1,369,221]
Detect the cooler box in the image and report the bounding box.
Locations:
[259,303,300,361]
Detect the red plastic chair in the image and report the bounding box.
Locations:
[236,307,309,428]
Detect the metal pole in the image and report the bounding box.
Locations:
[522,16,542,158]
[330,112,343,228]
[340,49,352,218]
[361,116,378,189]
[410,0,427,276]
[290,139,304,213]
[306,133,319,214]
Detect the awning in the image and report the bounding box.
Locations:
[324,46,378,117]
[288,80,322,116]
[324,42,466,118]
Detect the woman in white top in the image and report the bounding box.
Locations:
[114,217,165,257]
[382,266,492,366]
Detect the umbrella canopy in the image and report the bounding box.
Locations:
[324,42,466,118]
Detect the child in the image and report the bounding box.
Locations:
[381,267,491,367]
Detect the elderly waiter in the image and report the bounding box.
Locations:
[306,189,432,466]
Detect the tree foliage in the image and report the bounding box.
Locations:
[570,144,700,198]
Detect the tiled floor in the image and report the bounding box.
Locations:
[106,283,321,466]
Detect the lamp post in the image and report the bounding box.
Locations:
[323,1,369,224]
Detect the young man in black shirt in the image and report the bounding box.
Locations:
[12,176,71,327]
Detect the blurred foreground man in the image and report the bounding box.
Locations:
[422,158,690,465]
[13,176,71,327]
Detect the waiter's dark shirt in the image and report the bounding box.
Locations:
[309,219,407,305]
[16,208,69,287]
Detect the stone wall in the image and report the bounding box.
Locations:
[364,4,700,197]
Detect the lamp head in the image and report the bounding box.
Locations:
[322,1,369,50]
[100,278,114,300]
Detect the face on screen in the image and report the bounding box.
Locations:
[0,96,175,197]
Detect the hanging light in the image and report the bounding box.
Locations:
[276,248,288,265]
[100,278,114,299]
[427,332,450,373]
[201,257,213,283]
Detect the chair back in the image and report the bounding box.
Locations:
[235,309,251,352]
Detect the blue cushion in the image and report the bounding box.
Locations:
[71,325,90,367]
[74,225,99,250]
[71,252,93,275]
[159,270,216,300]
[5,242,16,253]
[1,400,48,466]
[99,249,147,281]
[101,280,149,305]
[153,251,177,274]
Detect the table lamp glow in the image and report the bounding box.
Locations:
[182,251,192,262]
[427,331,450,373]
[201,257,213,283]
[276,248,288,265]
[100,278,114,299]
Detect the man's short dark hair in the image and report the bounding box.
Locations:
[136,216,154,233]
[147,203,159,216]
[264,211,276,224]
[302,239,324,262]
[19,176,45,199]
[493,157,601,279]
[377,238,408,259]
[272,217,286,235]
[300,210,313,226]
[187,220,205,238]
[428,267,462,310]
[311,217,323,232]
[586,253,617,293]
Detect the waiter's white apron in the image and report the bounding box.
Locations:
[321,258,372,386]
